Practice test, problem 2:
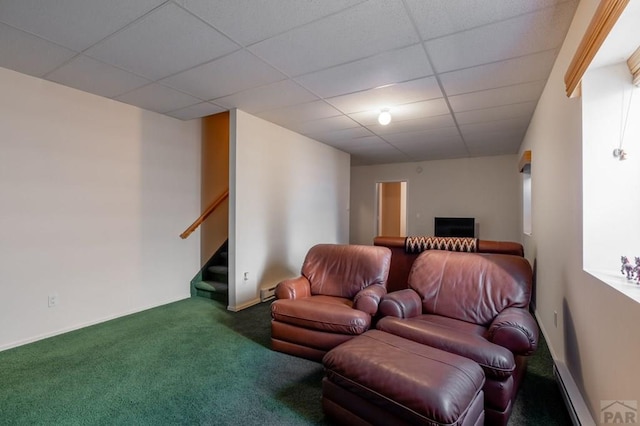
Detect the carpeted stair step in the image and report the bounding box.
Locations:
[206,265,228,285]
[207,265,228,276]
[195,280,228,293]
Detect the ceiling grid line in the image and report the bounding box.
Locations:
[400,0,471,159]
[0,0,580,165]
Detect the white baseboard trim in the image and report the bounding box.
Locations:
[534,310,596,426]
[228,297,261,312]
[554,361,596,426]
[0,296,190,353]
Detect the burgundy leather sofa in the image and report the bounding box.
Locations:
[270,244,391,362]
[374,235,524,292]
[377,250,538,426]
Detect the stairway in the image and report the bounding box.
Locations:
[192,242,228,301]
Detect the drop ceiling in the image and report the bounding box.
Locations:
[0,0,578,165]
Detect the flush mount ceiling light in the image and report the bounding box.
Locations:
[378,109,391,126]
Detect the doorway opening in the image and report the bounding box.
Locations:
[376,181,407,237]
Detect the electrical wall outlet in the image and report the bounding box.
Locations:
[48,293,58,308]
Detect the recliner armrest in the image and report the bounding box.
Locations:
[378,289,422,318]
[488,307,539,355]
[353,284,387,315]
[275,276,311,300]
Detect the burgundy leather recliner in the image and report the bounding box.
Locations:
[271,244,392,362]
[377,250,538,426]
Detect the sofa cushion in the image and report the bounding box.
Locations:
[302,244,391,298]
[271,322,354,353]
[271,296,371,335]
[377,315,515,379]
[408,251,532,325]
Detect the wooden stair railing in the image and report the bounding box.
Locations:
[180,188,229,239]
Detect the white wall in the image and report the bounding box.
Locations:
[519,0,640,419]
[0,67,201,351]
[350,155,521,245]
[229,109,350,310]
[583,63,640,272]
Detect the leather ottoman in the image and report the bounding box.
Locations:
[322,330,485,426]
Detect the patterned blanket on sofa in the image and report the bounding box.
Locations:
[404,236,478,253]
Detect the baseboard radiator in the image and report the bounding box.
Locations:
[260,285,277,302]
[554,361,596,426]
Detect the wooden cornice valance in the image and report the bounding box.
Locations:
[564,0,630,97]
[519,150,532,173]
[628,45,640,86]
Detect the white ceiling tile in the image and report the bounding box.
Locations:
[388,99,451,121]
[351,156,399,166]
[340,135,391,149]
[248,0,420,76]
[213,79,317,114]
[383,127,462,146]
[175,0,365,46]
[295,44,432,98]
[404,0,569,40]
[0,0,166,51]
[468,146,519,157]
[326,77,442,114]
[393,134,468,159]
[115,83,202,114]
[286,115,360,135]
[466,134,523,156]
[398,136,465,151]
[368,114,456,135]
[85,3,239,80]
[165,102,226,121]
[460,117,530,137]
[0,23,77,77]
[46,55,150,98]
[425,1,576,73]
[405,140,470,162]
[347,110,385,127]
[306,127,373,145]
[448,81,546,112]
[439,50,557,96]
[348,98,451,126]
[0,0,578,164]
[256,100,342,127]
[464,128,524,145]
[351,150,412,166]
[161,50,286,100]
[348,138,410,164]
[349,138,400,150]
[454,101,536,125]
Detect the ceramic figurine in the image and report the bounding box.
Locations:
[621,255,635,280]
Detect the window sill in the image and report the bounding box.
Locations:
[586,269,640,303]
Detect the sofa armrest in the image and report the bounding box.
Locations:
[275,276,311,300]
[378,289,422,318]
[488,307,539,355]
[353,284,387,315]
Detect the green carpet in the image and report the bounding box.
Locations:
[0,297,571,425]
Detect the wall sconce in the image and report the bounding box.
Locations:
[378,109,391,126]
